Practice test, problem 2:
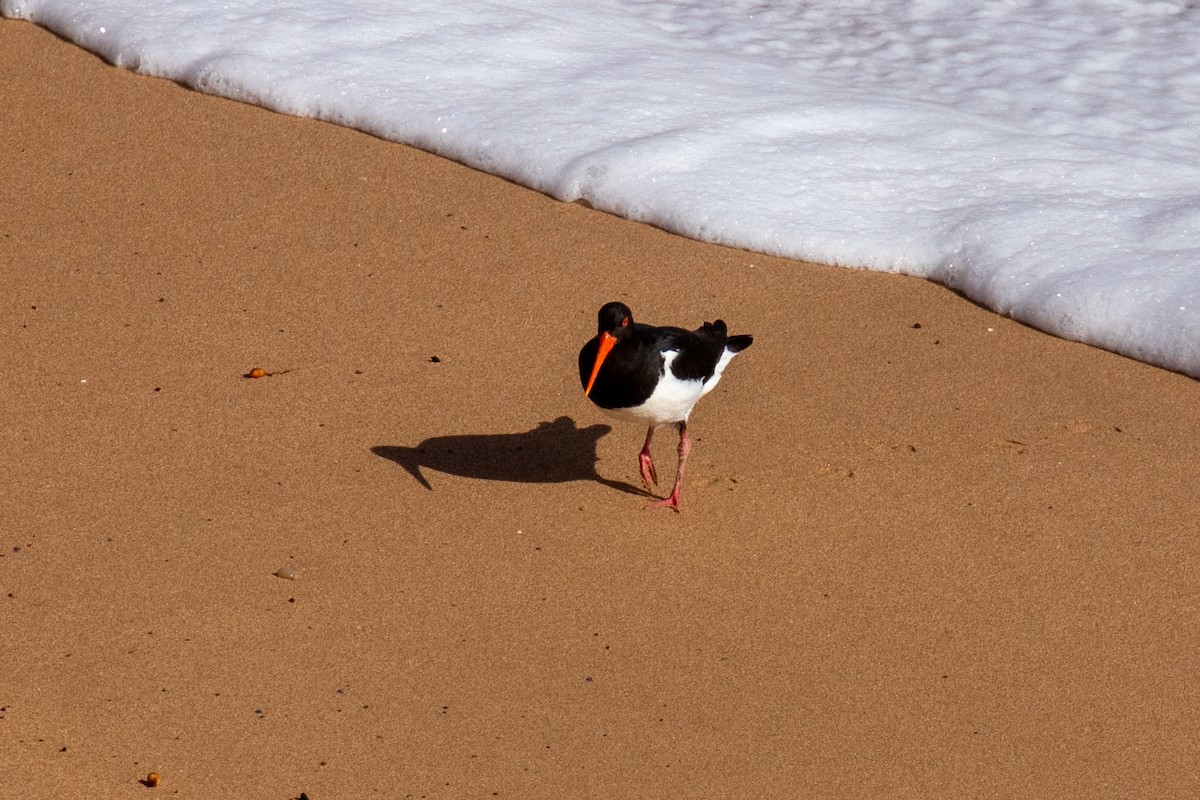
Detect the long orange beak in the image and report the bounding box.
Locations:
[585,331,618,396]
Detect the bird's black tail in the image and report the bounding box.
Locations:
[726,334,753,352]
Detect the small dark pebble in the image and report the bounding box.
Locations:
[429,355,441,363]
[911,322,922,329]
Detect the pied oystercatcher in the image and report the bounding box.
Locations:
[579,301,753,511]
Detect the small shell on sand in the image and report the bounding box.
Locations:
[273,566,297,580]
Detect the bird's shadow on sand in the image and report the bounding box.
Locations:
[371,416,649,496]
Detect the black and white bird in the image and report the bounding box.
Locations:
[578,301,753,511]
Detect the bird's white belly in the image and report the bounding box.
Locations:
[601,350,708,426]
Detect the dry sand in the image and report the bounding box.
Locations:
[2,19,1198,800]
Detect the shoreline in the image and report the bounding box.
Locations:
[3,19,1198,800]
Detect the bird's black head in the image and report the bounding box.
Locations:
[583,302,634,397]
[597,302,634,335]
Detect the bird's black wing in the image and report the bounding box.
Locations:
[659,321,728,383]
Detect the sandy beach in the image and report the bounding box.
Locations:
[2,19,1198,799]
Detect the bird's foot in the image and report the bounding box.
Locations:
[645,493,681,513]
[639,451,658,490]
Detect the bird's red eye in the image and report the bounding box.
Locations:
[620,317,629,327]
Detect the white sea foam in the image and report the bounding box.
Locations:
[5,0,1198,376]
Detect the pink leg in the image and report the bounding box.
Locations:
[638,426,658,489]
[646,422,691,512]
